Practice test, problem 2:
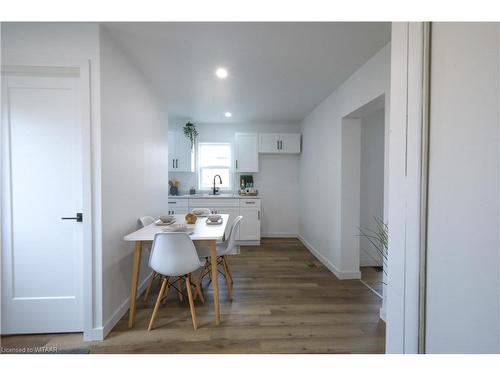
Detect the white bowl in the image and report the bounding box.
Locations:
[207,214,221,222]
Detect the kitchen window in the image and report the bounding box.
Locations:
[197,143,232,190]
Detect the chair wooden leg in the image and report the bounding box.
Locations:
[195,278,205,304]
[176,278,184,302]
[148,277,168,331]
[223,256,234,285]
[143,272,157,302]
[185,274,197,330]
[222,257,233,300]
[197,261,208,286]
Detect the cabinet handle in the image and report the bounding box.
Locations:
[245,201,255,204]
[175,159,178,168]
[280,140,283,150]
[172,159,175,168]
[235,160,238,170]
[277,140,279,150]
[258,211,260,220]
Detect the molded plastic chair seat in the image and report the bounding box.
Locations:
[147,232,204,331]
[140,216,156,227]
[195,216,242,301]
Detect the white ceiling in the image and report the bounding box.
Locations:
[104,22,390,124]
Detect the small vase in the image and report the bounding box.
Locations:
[169,186,179,196]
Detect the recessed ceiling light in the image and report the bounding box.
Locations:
[224,112,232,118]
[215,67,228,79]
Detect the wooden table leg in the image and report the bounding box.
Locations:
[210,240,221,325]
[128,240,143,328]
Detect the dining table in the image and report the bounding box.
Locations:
[123,214,229,328]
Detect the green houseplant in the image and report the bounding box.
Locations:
[358,217,388,276]
[183,121,198,149]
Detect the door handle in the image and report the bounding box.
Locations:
[61,213,83,222]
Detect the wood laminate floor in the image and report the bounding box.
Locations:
[1,238,385,354]
[360,266,384,296]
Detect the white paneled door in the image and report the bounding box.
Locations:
[1,70,85,334]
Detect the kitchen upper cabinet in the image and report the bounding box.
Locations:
[259,133,280,153]
[168,131,194,172]
[235,133,259,172]
[259,133,301,154]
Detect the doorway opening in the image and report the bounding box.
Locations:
[341,94,387,316]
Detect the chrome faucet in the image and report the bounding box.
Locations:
[212,174,222,195]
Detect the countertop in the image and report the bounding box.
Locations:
[168,193,260,199]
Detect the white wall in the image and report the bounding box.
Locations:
[425,23,500,353]
[1,22,103,340]
[99,27,169,334]
[169,122,300,237]
[359,109,385,266]
[298,43,391,279]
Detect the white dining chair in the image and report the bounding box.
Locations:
[147,232,205,331]
[195,216,243,300]
[141,215,185,304]
[140,216,156,227]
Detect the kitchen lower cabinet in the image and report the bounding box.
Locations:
[167,208,188,215]
[238,207,261,241]
[212,207,240,239]
[169,197,261,243]
[167,198,188,215]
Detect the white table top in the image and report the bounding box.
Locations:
[123,214,229,242]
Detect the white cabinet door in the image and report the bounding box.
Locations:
[168,131,194,172]
[259,133,280,153]
[279,133,301,153]
[213,207,240,239]
[168,208,188,215]
[235,133,259,172]
[176,132,194,172]
[239,207,261,240]
[168,131,177,172]
[259,133,301,154]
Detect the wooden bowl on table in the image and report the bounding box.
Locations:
[185,212,197,224]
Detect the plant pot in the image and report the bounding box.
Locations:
[169,186,179,196]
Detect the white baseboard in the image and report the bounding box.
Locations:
[83,327,104,342]
[237,240,260,246]
[379,306,387,322]
[84,272,152,341]
[297,235,361,280]
[261,232,298,238]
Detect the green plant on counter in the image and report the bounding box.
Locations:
[183,121,198,149]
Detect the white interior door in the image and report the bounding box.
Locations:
[1,70,85,334]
